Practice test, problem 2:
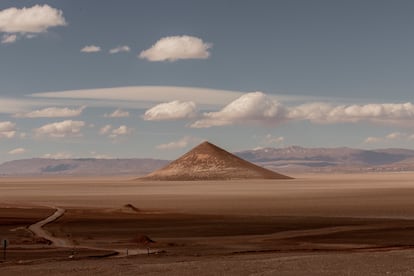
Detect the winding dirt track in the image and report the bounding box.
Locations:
[28,207,155,258]
[28,207,70,247]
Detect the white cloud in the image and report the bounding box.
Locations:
[143,100,196,121]
[32,86,243,107]
[42,152,72,159]
[109,45,130,54]
[191,92,287,128]
[35,120,85,138]
[30,88,414,127]
[139,35,212,62]
[364,137,382,144]
[81,45,101,53]
[156,136,199,150]
[289,102,414,125]
[386,132,403,140]
[14,106,85,118]
[1,34,16,44]
[0,97,51,114]
[8,148,26,155]
[99,124,112,135]
[109,125,133,138]
[263,134,285,147]
[0,5,66,33]
[100,124,133,139]
[364,132,414,144]
[89,151,112,159]
[0,121,16,139]
[104,109,130,118]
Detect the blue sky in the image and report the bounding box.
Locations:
[1,0,414,162]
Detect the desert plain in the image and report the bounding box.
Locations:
[1,173,414,275]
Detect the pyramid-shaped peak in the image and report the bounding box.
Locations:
[140,141,292,181]
[192,141,217,150]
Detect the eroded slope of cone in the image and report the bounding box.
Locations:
[140,141,292,180]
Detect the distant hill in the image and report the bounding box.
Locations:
[0,158,168,176]
[140,141,292,180]
[1,146,414,177]
[236,146,414,173]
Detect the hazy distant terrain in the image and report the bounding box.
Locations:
[0,158,168,176]
[1,146,414,176]
[237,146,414,173]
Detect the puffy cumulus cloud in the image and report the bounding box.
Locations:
[156,136,200,150]
[191,92,287,128]
[109,45,130,54]
[143,100,197,121]
[99,124,133,139]
[8,147,26,155]
[139,35,212,62]
[81,45,101,53]
[43,152,72,159]
[99,124,112,135]
[0,5,66,33]
[0,5,66,42]
[0,121,16,139]
[1,33,16,44]
[109,125,133,139]
[290,102,414,125]
[104,109,130,118]
[14,106,85,118]
[35,120,85,138]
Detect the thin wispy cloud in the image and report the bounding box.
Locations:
[262,134,285,147]
[43,152,72,159]
[104,109,130,118]
[109,45,130,54]
[8,148,26,155]
[31,86,243,107]
[14,106,85,118]
[156,136,200,150]
[364,132,414,144]
[1,34,17,44]
[139,35,212,61]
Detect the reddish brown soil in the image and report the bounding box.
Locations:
[141,141,291,180]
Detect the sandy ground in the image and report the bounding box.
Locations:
[1,173,414,275]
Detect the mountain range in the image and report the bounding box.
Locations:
[236,146,414,173]
[1,146,414,176]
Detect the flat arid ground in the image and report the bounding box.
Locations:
[1,173,414,275]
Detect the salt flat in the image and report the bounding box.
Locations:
[1,173,414,275]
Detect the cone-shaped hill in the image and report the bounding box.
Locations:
[139,141,292,181]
